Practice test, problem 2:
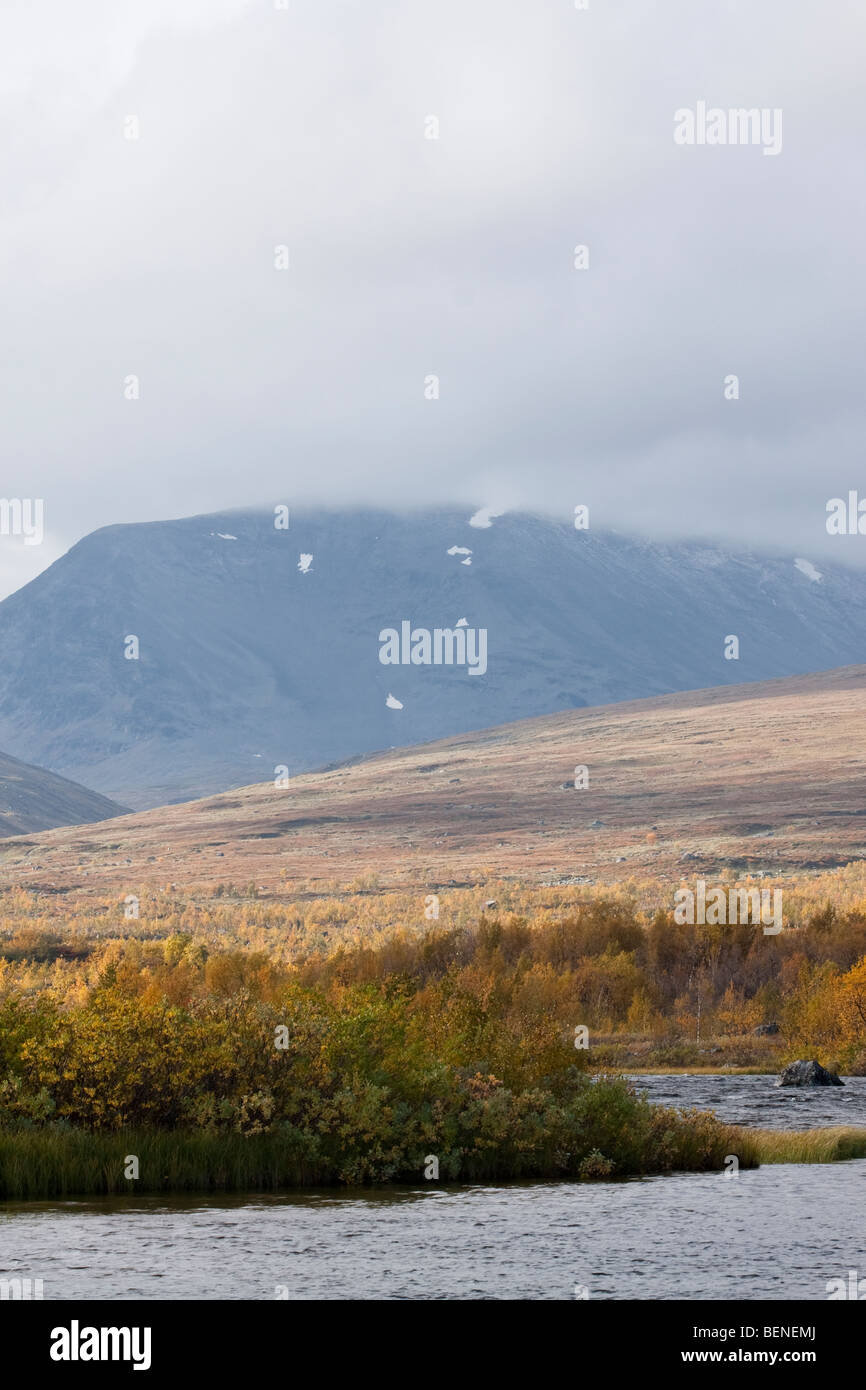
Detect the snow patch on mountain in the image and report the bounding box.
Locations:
[795,558,823,583]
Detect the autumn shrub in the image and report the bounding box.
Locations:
[0,976,749,1192]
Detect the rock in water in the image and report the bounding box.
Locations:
[775,1059,843,1087]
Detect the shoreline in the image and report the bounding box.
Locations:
[626,1066,777,1075]
[2,1122,865,1202]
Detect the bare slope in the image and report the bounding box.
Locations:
[3,665,866,897]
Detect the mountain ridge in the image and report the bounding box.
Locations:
[0,506,864,807]
[0,748,127,837]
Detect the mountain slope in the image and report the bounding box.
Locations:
[0,749,126,837]
[0,507,864,807]
[3,664,866,894]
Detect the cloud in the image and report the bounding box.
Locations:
[1,0,864,598]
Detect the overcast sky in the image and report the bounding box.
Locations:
[1,0,864,598]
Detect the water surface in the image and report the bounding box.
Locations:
[630,1072,866,1129]
[2,1074,863,1300]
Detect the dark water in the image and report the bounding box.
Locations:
[1,1075,864,1301]
[629,1072,866,1129]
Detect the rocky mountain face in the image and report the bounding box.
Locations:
[0,506,862,808]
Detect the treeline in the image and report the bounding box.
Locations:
[3,895,866,1047]
[300,902,866,1067]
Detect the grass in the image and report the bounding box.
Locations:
[728,1125,866,1165]
[0,1128,331,1200]
[3,1120,866,1200]
[0,1098,754,1198]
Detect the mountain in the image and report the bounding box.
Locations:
[0,748,126,837]
[3,665,866,894]
[0,507,864,808]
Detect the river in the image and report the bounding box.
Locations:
[1,1075,862,1300]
